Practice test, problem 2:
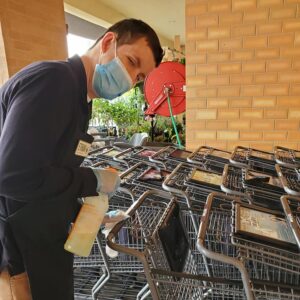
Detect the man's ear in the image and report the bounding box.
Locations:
[100,32,116,54]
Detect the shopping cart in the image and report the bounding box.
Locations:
[276,164,300,197]
[187,146,231,172]
[107,189,257,300]
[197,192,300,300]
[275,146,300,168]
[221,164,284,210]
[281,195,300,251]
[149,146,193,171]
[230,146,276,176]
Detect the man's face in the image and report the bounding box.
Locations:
[117,37,156,85]
[101,36,157,86]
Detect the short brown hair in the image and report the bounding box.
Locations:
[91,19,163,67]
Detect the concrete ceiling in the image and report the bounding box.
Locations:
[97,0,185,46]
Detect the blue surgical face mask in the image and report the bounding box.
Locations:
[92,42,133,100]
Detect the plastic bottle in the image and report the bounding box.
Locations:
[64,193,109,257]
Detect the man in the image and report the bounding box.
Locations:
[0,18,163,300]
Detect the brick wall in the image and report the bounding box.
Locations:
[0,0,67,84]
[186,0,300,151]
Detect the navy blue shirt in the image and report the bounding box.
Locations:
[0,56,97,276]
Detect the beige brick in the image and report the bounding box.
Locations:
[207,75,229,86]
[220,39,242,50]
[196,109,217,120]
[206,120,228,130]
[208,27,230,39]
[217,131,239,140]
[232,24,256,37]
[232,0,256,10]
[187,76,206,86]
[289,109,300,118]
[187,29,207,40]
[219,63,241,74]
[264,132,287,140]
[285,0,300,3]
[244,36,267,49]
[197,40,218,51]
[229,97,252,107]
[295,33,300,45]
[253,97,276,107]
[293,59,300,70]
[271,7,296,19]
[267,59,291,71]
[256,49,280,59]
[197,64,217,74]
[251,120,275,130]
[228,120,251,129]
[249,143,274,151]
[264,84,289,96]
[219,12,243,24]
[255,73,277,84]
[288,131,300,140]
[195,131,217,140]
[275,120,299,130]
[277,142,299,150]
[281,48,300,57]
[278,72,300,83]
[231,74,253,85]
[277,96,300,107]
[188,99,207,109]
[218,86,240,97]
[283,20,300,31]
[291,84,300,95]
[269,34,294,47]
[186,16,196,30]
[196,88,217,97]
[207,52,231,63]
[187,53,206,64]
[244,9,269,22]
[241,85,264,96]
[186,3,207,16]
[257,0,283,6]
[185,41,196,53]
[243,61,266,72]
[218,109,240,119]
[208,0,231,12]
[186,65,196,76]
[207,98,229,108]
[196,14,218,27]
[187,87,198,98]
[240,132,263,140]
[264,109,288,118]
[240,109,264,119]
[231,50,254,61]
[188,120,206,130]
[257,22,282,34]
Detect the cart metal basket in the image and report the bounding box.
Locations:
[197,192,300,300]
[275,146,300,169]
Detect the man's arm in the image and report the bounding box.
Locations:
[0,67,97,202]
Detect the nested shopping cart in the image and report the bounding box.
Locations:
[221,164,284,210]
[197,192,300,300]
[275,146,300,168]
[187,146,231,172]
[281,195,300,250]
[276,164,300,197]
[113,146,159,168]
[148,145,193,171]
[230,146,277,176]
[107,189,261,300]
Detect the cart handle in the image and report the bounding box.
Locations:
[107,189,173,259]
